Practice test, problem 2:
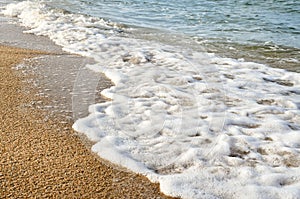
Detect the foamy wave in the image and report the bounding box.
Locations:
[2,1,300,198]
[1,1,122,55]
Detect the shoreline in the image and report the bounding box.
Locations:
[1,5,300,198]
[0,24,174,199]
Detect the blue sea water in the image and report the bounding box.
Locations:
[38,0,300,71]
[2,0,299,70]
[49,0,300,47]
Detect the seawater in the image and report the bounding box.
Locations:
[43,0,300,71]
[52,0,300,45]
[1,1,300,199]
[4,0,299,70]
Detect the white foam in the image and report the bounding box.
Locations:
[2,1,300,198]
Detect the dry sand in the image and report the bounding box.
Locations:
[0,45,175,198]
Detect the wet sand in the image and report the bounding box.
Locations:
[0,44,173,198]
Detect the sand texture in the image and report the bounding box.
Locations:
[0,45,174,198]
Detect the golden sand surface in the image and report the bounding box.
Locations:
[0,45,174,198]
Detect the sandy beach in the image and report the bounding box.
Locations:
[0,44,173,198]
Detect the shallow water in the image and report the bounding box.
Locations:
[3,0,299,71]
[47,0,300,71]
[45,0,300,46]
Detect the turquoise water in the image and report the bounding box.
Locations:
[3,0,299,69]
[46,0,300,47]
[43,0,300,70]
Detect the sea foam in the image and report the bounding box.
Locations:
[2,1,300,198]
